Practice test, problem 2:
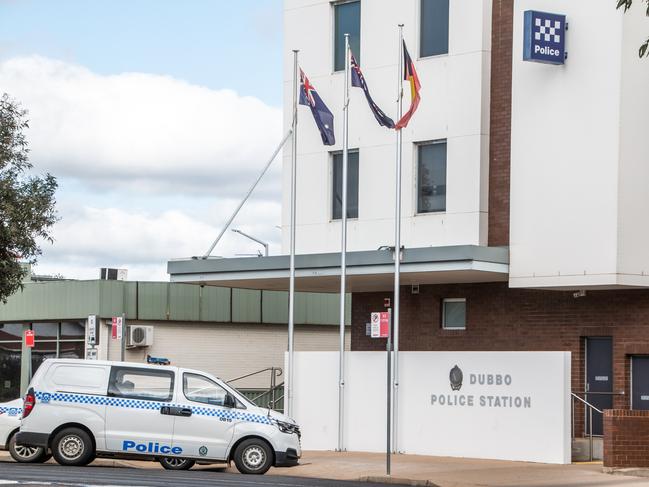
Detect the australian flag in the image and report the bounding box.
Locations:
[299,69,335,146]
[350,53,395,129]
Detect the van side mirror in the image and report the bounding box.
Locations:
[224,394,236,409]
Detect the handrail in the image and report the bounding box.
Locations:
[226,367,283,384]
[570,391,620,462]
[572,391,625,396]
[571,392,603,414]
[250,383,283,403]
[227,367,283,411]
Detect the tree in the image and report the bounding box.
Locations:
[617,0,649,57]
[0,93,58,302]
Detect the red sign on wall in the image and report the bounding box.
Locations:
[370,312,390,338]
[25,330,35,348]
[111,317,123,340]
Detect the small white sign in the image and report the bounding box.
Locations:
[370,312,381,338]
[86,348,98,360]
[595,376,608,382]
[87,315,97,346]
[641,395,649,401]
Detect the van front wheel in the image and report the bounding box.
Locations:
[233,439,273,474]
[51,428,95,466]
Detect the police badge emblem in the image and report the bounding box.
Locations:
[449,365,463,391]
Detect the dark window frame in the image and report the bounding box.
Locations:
[108,366,175,402]
[419,0,450,58]
[441,298,466,330]
[416,139,447,214]
[333,0,361,72]
[331,149,360,221]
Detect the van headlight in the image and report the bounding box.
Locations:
[273,419,300,437]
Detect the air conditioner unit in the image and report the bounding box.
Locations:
[126,325,154,348]
[100,268,128,281]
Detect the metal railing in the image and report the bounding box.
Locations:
[570,390,625,461]
[227,367,283,411]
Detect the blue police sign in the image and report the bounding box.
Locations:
[523,10,567,65]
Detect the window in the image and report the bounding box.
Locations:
[417,140,447,213]
[108,366,174,402]
[442,298,466,330]
[334,1,361,71]
[0,323,22,402]
[420,0,449,57]
[30,322,86,377]
[183,373,229,406]
[332,150,359,220]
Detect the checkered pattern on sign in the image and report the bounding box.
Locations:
[534,18,561,43]
[34,391,273,425]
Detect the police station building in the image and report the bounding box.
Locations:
[168,0,649,463]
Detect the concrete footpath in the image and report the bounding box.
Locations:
[2,450,649,486]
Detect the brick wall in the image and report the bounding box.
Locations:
[488,0,513,246]
[604,410,649,468]
[352,282,649,413]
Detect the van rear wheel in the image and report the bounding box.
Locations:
[233,438,273,475]
[51,428,95,466]
[159,456,195,470]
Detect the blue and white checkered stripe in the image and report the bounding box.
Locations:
[0,406,22,416]
[34,391,272,425]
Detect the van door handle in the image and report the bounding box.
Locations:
[178,408,192,417]
[160,406,171,415]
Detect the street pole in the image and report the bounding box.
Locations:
[392,23,404,454]
[120,313,126,362]
[337,32,351,453]
[287,49,299,418]
[386,307,392,476]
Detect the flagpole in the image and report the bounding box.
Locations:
[287,49,299,418]
[337,33,351,453]
[392,24,404,454]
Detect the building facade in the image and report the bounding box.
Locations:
[0,280,350,402]
[168,0,649,440]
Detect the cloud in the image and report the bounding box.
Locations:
[0,56,283,197]
[33,202,283,281]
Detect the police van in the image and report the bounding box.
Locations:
[16,359,301,474]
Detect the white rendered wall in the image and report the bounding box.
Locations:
[510,0,649,288]
[100,322,349,389]
[290,351,572,464]
[617,3,649,285]
[282,0,492,254]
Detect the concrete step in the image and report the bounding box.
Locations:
[572,437,603,462]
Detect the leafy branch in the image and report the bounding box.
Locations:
[616,0,649,57]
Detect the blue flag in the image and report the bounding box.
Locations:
[350,53,395,129]
[299,69,335,146]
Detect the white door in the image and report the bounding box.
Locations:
[171,371,239,460]
[104,366,176,454]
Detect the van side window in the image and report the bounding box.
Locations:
[183,373,229,407]
[108,367,174,402]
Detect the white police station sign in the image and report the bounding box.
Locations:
[292,351,571,464]
[523,10,567,65]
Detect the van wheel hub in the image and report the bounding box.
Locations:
[59,435,84,460]
[14,445,39,458]
[242,445,265,469]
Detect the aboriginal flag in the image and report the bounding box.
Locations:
[350,53,395,129]
[299,69,335,146]
[395,41,421,130]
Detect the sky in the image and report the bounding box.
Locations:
[0,0,284,281]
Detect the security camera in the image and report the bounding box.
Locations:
[573,290,586,298]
